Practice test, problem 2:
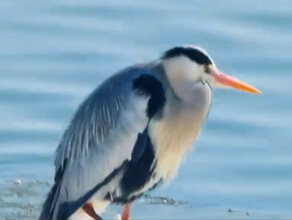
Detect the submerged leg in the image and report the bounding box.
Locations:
[82,203,102,220]
[121,203,131,220]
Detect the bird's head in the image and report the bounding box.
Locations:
[161,46,261,100]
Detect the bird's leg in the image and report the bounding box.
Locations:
[121,203,131,220]
[83,203,102,220]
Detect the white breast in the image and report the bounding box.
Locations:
[149,83,211,180]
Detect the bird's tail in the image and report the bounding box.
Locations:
[39,180,61,220]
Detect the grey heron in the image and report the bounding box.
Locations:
[39,45,261,220]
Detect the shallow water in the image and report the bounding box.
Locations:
[0,0,292,219]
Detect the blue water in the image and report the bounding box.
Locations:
[0,0,292,219]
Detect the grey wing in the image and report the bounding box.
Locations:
[39,68,153,220]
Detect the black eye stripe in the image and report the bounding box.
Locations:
[162,46,212,65]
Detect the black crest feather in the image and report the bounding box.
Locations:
[162,46,212,65]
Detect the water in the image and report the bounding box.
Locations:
[0,0,291,219]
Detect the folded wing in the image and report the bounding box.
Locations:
[39,67,165,220]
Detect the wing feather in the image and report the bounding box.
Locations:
[40,67,153,220]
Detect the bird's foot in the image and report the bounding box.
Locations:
[121,203,131,220]
[82,203,102,220]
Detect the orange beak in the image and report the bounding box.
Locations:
[211,69,261,94]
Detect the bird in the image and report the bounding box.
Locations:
[39,45,261,220]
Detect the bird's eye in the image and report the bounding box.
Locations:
[203,65,210,74]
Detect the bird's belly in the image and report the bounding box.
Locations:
[112,171,162,203]
[148,121,202,180]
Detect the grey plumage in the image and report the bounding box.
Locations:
[39,62,168,220]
